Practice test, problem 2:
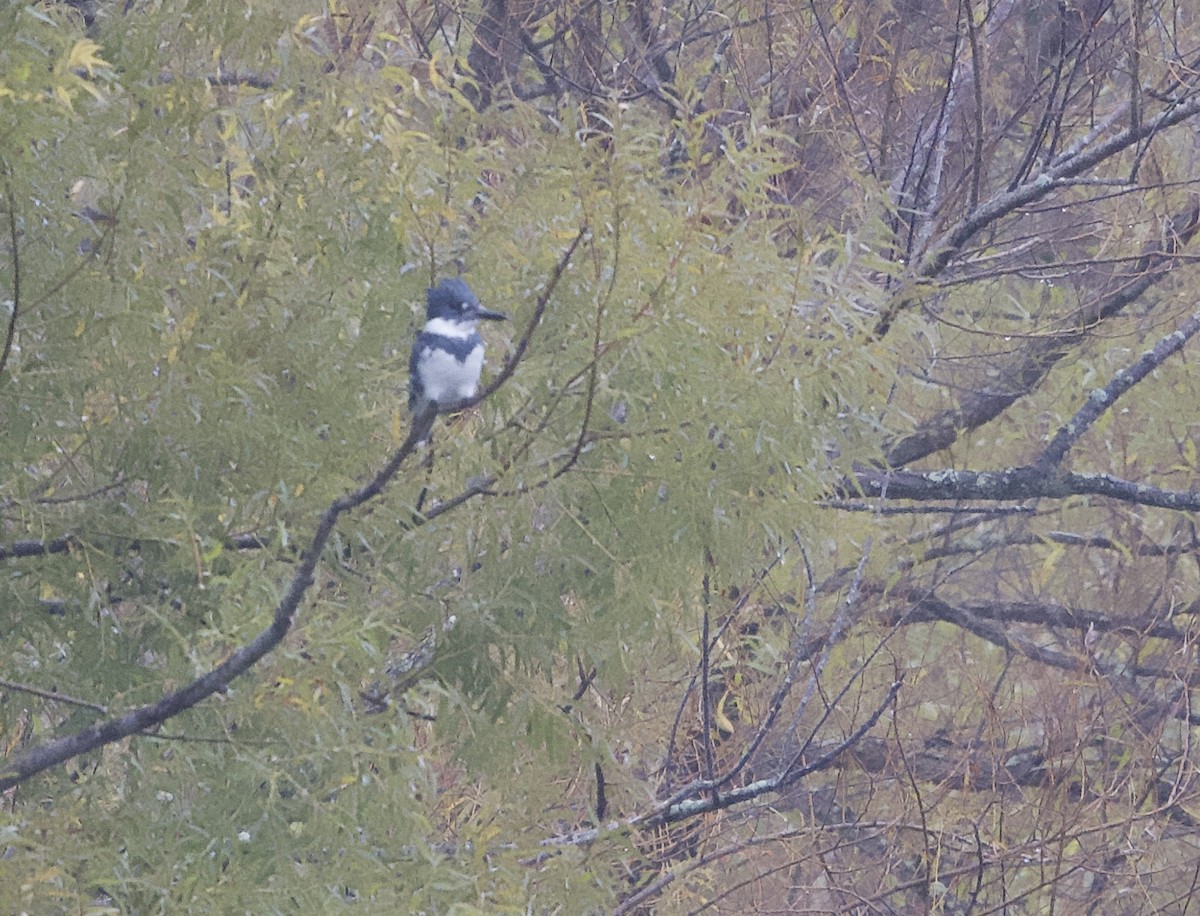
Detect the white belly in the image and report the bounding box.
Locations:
[418,344,484,405]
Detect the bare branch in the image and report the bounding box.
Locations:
[874,87,1200,337]
[884,199,1200,467]
[854,465,1200,511]
[0,679,107,713]
[1037,305,1200,468]
[0,537,74,560]
[0,167,19,378]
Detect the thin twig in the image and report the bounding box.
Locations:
[0,679,107,713]
[0,168,19,377]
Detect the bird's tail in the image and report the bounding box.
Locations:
[411,400,437,445]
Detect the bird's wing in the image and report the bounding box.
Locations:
[408,333,430,409]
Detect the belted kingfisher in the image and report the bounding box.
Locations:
[409,278,507,436]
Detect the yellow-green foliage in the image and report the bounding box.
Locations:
[0,2,888,912]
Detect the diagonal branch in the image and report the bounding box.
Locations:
[0,168,19,378]
[642,678,904,831]
[0,421,429,792]
[874,87,1200,337]
[0,230,588,792]
[1036,305,1200,468]
[473,225,589,404]
[856,293,1200,506]
[884,199,1200,467]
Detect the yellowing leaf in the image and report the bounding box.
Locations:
[1035,542,1065,591]
[427,56,449,93]
[713,691,736,735]
[67,40,111,76]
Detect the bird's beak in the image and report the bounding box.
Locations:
[475,305,508,322]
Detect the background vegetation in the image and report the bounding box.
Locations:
[2,0,1200,911]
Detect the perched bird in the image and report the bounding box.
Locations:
[409,278,507,439]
